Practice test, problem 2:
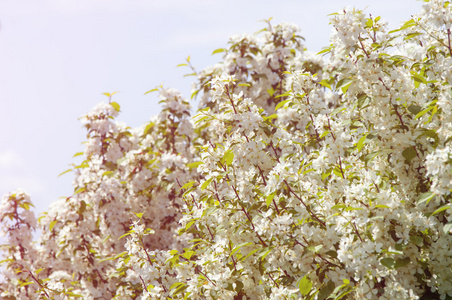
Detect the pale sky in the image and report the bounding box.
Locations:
[0,0,423,216]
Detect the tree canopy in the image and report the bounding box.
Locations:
[1,1,452,299]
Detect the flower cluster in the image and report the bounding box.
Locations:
[1,1,452,299]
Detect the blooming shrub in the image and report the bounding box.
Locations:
[1,1,452,299]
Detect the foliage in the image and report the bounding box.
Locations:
[1,1,452,299]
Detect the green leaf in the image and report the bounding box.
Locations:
[49,220,57,232]
[302,168,315,175]
[223,149,234,166]
[320,130,330,138]
[395,257,410,269]
[110,101,120,112]
[415,106,434,119]
[389,19,416,33]
[182,250,195,260]
[411,71,427,84]
[275,90,292,99]
[181,181,196,190]
[191,89,199,99]
[356,134,367,152]
[118,232,133,240]
[267,87,275,97]
[318,280,335,300]
[275,99,291,110]
[431,205,450,216]
[364,149,391,164]
[183,219,197,232]
[133,212,144,219]
[170,282,186,295]
[402,147,417,162]
[404,32,422,40]
[144,88,159,95]
[331,107,346,116]
[417,192,435,205]
[319,79,332,90]
[266,192,276,208]
[103,91,119,97]
[102,171,114,177]
[345,207,364,211]
[332,204,346,210]
[72,152,84,158]
[200,178,213,190]
[357,93,370,109]
[212,48,227,55]
[203,206,219,217]
[258,247,273,261]
[408,105,421,115]
[298,274,313,296]
[240,249,258,261]
[380,257,396,269]
[187,161,203,169]
[142,122,155,136]
[307,244,323,253]
[194,115,210,124]
[410,235,423,245]
[58,168,73,177]
[237,83,251,87]
[374,204,390,209]
[230,242,252,257]
[340,80,353,94]
[317,45,333,55]
[19,281,34,288]
[35,268,44,275]
[79,200,86,214]
[235,281,244,293]
[74,187,86,195]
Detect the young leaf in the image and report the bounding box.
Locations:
[223,149,234,166]
[230,242,252,258]
[319,79,332,90]
[380,257,396,269]
[395,257,410,269]
[72,152,84,158]
[356,134,367,152]
[318,280,335,300]
[212,48,227,55]
[144,88,159,95]
[133,212,144,219]
[200,178,213,190]
[181,181,196,190]
[187,161,203,169]
[266,192,276,207]
[417,192,435,205]
[49,220,57,232]
[402,147,417,162]
[430,205,450,216]
[110,101,120,112]
[58,168,73,177]
[298,274,312,296]
[275,99,291,110]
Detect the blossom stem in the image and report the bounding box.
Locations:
[139,275,153,297]
[284,180,326,227]
[26,269,50,298]
[448,29,452,56]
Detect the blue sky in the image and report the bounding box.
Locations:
[0,0,423,215]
